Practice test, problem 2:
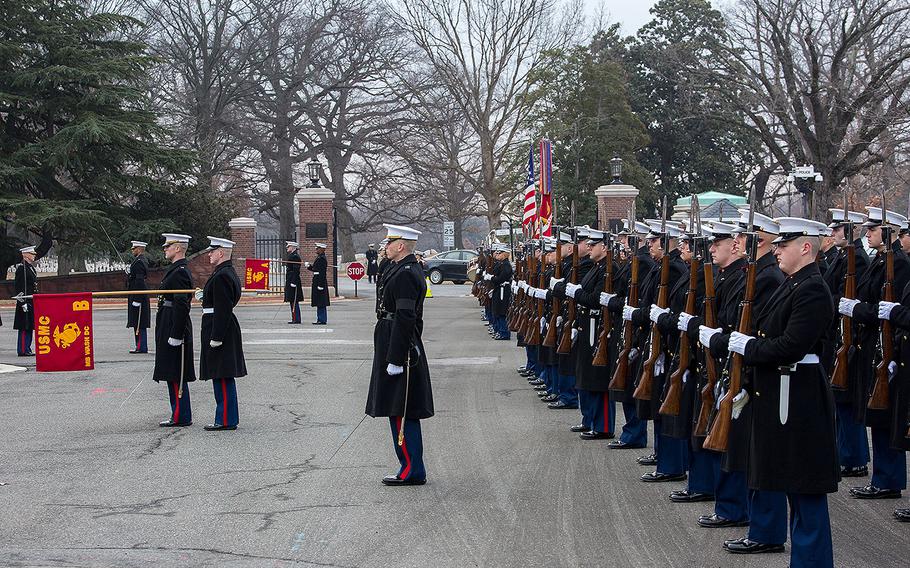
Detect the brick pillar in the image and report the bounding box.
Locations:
[595,184,639,232]
[229,217,256,282]
[295,186,336,295]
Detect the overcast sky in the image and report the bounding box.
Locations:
[594,0,659,35]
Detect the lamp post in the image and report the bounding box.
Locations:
[610,155,624,184]
[306,156,337,296]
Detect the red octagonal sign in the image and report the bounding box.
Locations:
[347,262,366,281]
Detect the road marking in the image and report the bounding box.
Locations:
[0,364,27,374]
[429,357,499,365]
[244,328,334,334]
[245,339,371,345]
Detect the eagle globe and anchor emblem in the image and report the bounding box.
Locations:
[53,322,83,349]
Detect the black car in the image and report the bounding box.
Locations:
[424,249,478,285]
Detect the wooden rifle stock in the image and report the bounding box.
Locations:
[557,240,580,354]
[609,250,640,391]
[869,243,894,410]
[703,254,757,452]
[592,248,614,367]
[660,254,699,416]
[543,239,563,348]
[831,244,856,390]
[634,252,670,401]
[694,263,718,436]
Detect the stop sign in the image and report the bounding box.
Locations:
[347,262,366,281]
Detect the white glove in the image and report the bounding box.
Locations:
[483,273,493,281]
[571,328,578,341]
[317,286,324,290]
[194,289,203,301]
[210,340,223,348]
[599,292,616,307]
[728,331,754,355]
[290,283,297,287]
[878,301,899,320]
[699,325,721,348]
[22,303,28,313]
[167,337,183,347]
[565,283,582,298]
[131,301,141,307]
[304,262,311,268]
[549,277,564,290]
[511,283,518,294]
[839,297,860,317]
[677,312,694,332]
[556,315,563,328]
[534,288,548,300]
[125,267,131,275]
[386,363,404,376]
[649,305,669,324]
[622,305,637,321]
[519,281,528,291]
[732,389,750,420]
[540,316,547,334]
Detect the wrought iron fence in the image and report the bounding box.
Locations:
[255,237,289,293]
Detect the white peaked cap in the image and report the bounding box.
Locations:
[732,208,780,235]
[586,229,606,241]
[19,246,36,254]
[161,233,191,245]
[131,241,148,248]
[207,236,235,249]
[772,217,829,243]
[314,242,327,249]
[702,221,739,241]
[645,220,684,238]
[828,209,865,226]
[383,223,421,241]
[491,243,510,252]
[863,207,908,228]
[286,241,299,248]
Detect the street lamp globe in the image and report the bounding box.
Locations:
[307,157,323,188]
[610,155,623,184]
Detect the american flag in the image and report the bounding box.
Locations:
[538,139,553,237]
[522,146,537,234]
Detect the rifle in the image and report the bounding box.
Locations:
[703,201,758,452]
[694,236,719,436]
[869,201,894,410]
[507,249,522,331]
[557,228,580,354]
[634,199,671,402]
[592,234,615,367]
[543,228,563,348]
[660,235,700,416]
[527,240,544,346]
[831,196,855,390]
[610,208,639,391]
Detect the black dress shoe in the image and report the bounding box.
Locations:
[637,453,657,466]
[570,424,588,432]
[159,419,192,427]
[580,431,615,440]
[529,379,545,386]
[287,321,301,324]
[607,440,645,450]
[547,401,578,410]
[533,384,548,391]
[641,471,687,482]
[723,538,785,554]
[129,349,148,354]
[204,423,237,431]
[516,366,528,373]
[669,489,714,503]
[18,351,35,357]
[894,508,910,522]
[849,485,902,499]
[381,475,426,486]
[698,513,749,528]
[840,465,869,477]
[541,394,559,402]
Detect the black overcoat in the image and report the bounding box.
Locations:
[365,254,433,419]
[490,259,513,316]
[366,249,379,276]
[200,260,248,380]
[876,280,910,451]
[126,254,151,329]
[573,259,609,391]
[153,259,196,382]
[285,251,304,303]
[308,253,331,307]
[607,246,655,402]
[13,262,38,331]
[743,262,839,494]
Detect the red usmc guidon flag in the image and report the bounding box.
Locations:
[244,259,270,290]
[33,293,95,372]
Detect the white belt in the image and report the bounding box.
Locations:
[202,308,214,315]
[795,354,819,365]
[313,272,321,275]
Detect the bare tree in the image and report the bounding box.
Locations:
[400,0,581,230]
[717,0,910,214]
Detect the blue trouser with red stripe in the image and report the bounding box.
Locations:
[17,329,33,355]
[579,390,615,434]
[290,301,301,323]
[389,417,426,481]
[166,380,192,424]
[134,328,148,352]
[212,378,239,427]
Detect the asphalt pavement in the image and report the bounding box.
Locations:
[0,284,906,567]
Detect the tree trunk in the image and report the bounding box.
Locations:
[56,245,86,275]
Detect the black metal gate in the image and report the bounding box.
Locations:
[255,237,289,293]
